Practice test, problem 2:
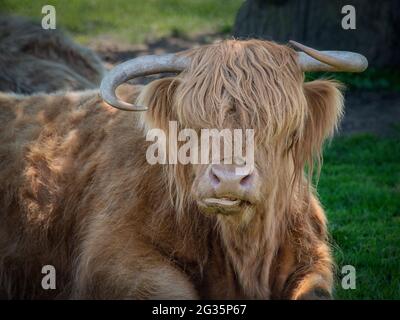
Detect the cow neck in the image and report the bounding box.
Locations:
[214,187,287,298]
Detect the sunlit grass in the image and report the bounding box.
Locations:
[0,0,242,43]
[321,133,400,299]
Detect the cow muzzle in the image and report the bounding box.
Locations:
[196,164,259,215]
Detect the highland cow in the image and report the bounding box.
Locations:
[0,16,104,93]
[0,39,367,299]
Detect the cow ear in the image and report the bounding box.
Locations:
[301,80,344,160]
[137,77,180,131]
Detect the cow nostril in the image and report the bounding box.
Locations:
[209,168,220,186]
[240,174,253,188]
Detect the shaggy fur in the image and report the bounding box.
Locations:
[0,16,104,94]
[0,39,343,299]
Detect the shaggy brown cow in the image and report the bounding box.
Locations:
[0,39,367,299]
[0,16,104,93]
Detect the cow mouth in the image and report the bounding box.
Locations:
[203,197,242,207]
[197,197,251,214]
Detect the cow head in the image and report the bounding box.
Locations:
[101,40,367,222]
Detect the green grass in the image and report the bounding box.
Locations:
[320,133,400,299]
[0,0,242,43]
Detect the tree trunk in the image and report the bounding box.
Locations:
[233,0,400,68]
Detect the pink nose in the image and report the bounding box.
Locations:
[209,164,256,197]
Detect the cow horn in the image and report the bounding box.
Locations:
[289,40,368,72]
[100,54,189,111]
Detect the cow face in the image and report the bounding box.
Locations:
[139,40,344,220]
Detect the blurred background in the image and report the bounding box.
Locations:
[1,0,399,299]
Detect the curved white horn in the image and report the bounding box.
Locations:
[290,40,368,72]
[100,54,189,111]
